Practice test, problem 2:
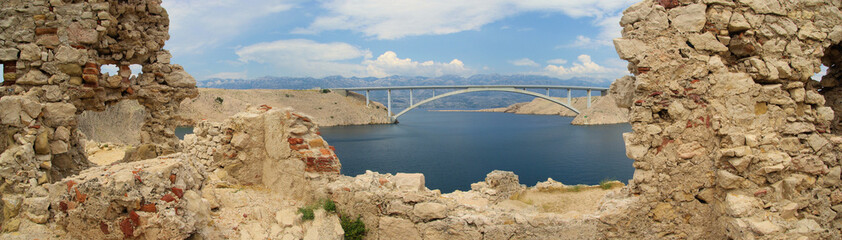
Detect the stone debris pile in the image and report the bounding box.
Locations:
[323,170,605,240]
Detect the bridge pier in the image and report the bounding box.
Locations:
[365,90,370,107]
[410,89,414,106]
[546,88,550,97]
[587,89,592,108]
[387,89,392,121]
[567,89,572,105]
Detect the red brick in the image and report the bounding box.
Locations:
[129,211,140,226]
[140,203,157,212]
[35,28,58,35]
[120,218,133,238]
[83,67,99,75]
[100,221,110,234]
[319,148,332,155]
[82,74,98,83]
[288,137,304,145]
[161,194,176,202]
[171,187,184,198]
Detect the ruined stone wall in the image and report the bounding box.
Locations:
[608,0,842,238]
[0,0,196,232]
[182,106,342,200]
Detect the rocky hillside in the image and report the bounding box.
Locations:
[77,88,390,145]
[477,77,632,125]
[178,88,390,127]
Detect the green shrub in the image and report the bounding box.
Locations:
[340,215,366,240]
[214,97,224,104]
[599,178,615,190]
[323,199,336,213]
[321,89,331,93]
[570,185,581,192]
[298,206,314,221]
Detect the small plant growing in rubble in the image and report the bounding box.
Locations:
[340,215,367,240]
[298,206,315,221]
[323,198,336,212]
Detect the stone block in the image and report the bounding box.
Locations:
[16,70,48,85]
[0,48,19,61]
[413,202,447,221]
[43,103,77,126]
[379,216,421,240]
[669,4,706,32]
[393,173,425,191]
[725,193,760,217]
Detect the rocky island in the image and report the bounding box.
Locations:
[0,0,841,239]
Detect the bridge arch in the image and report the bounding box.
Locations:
[392,88,579,121]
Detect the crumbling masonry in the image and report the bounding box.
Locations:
[3,0,842,239]
[606,0,842,238]
[0,0,196,232]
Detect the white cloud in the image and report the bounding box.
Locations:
[547,59,568,65]
[206,71,248,80]
[162,0,295,55]
[509,58,539,67]
[235,39,371,77]
[236,39,372,63]
[540,54,627,79]
[364,51,473,78]
[236,39,473,77]
[297,0,638,40]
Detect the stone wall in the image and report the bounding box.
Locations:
[0,0,196,232]
[182,106,342,200]
[607,0,842,238]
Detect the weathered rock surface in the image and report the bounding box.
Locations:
[0,0,196,235]
[608,0,842,239]
[48,155,208,239]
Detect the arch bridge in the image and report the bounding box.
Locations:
[330,85,609,123]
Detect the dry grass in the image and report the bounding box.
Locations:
[511,181,625,214]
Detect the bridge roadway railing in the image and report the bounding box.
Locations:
[329,85,609,122]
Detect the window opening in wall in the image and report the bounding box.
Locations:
[129,64,142,77]
[101,64,119,76]
[2,61,16,86]
[813,65,828,82]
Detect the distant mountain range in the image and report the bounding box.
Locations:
[197,74,615,110]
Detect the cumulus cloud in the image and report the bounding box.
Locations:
[364,51,473,78]
[509,58,540,67]
[236,39,472,77]
[297,0,637,39]
[162,0,295,54]
[541,54,627,79]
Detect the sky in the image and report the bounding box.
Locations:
[159,0,640,81]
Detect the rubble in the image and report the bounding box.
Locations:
[1,0,841,239]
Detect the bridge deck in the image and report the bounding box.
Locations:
[329,85,607,123]
[330,85,608,91]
